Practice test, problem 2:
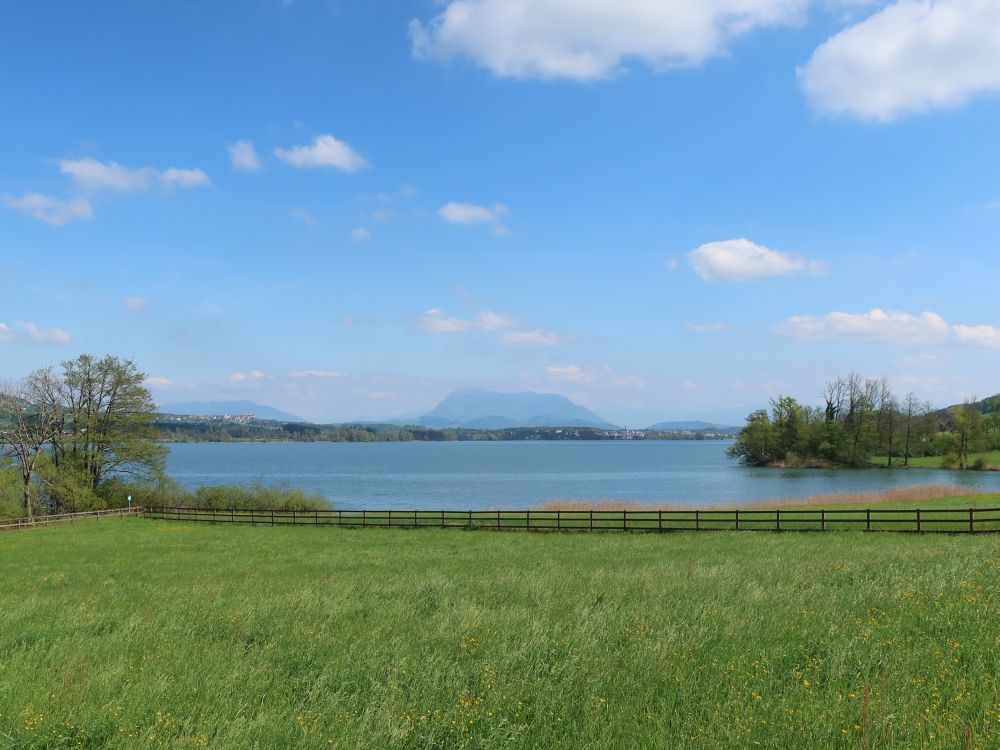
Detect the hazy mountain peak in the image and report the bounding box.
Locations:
[419,389,616,429]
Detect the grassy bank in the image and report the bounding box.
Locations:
[870,451,1000,470]
[3,519,1000,748]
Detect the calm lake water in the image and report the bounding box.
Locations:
[164,441,1000,510]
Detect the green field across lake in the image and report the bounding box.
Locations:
[3,516,1000,749]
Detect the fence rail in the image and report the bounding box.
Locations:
[144,505,1000,534]
[0,506,143,532]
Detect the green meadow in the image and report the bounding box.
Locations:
[3,516,1000,749]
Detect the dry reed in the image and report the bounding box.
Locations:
[538,483,994,512]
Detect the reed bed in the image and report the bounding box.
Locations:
[538,483,995,512]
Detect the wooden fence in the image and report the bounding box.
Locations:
[0,506,143,532]
[145,505,1000,534]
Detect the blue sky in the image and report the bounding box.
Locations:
[2,0,999,425]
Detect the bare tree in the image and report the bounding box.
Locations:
[0,369,63,518]
[822,377,846,423]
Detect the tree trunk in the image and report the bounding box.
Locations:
[22,482,33,520]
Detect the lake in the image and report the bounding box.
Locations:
[163,441,1000,510]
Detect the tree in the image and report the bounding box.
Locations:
[949,402,982,470]
[0,369,63,518]
[727,410,777,466]
[53,355,166,492]
[770,396,803,460]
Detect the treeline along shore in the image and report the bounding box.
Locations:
[728,373,1000,470]
[153,420,738,443]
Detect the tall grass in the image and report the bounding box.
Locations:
[1,520,999,748]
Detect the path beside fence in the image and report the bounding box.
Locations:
[0,506,143,532]
[145,505,1000,534]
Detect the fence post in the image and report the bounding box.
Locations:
[622,510,627,532]
[866,509,871,532]
[388,509,392,528]
[590,509,594,531]
[776,510,781,532]
[363,509,367,528]
[695,509,700,532]
[821,509,826,531]
[557,510,561,532]
[658,510,662,532]
[735,510,740,531]
[442,510,446,529]
[315,509,319,526]
[414,510,418,528]
[970,507,975,534]
[526,510,530,531]
[497,510,501,531]
[469,509,473,529]
[271,510,274,526]
[916,509,921,533]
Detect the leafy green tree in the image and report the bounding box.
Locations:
[949,403,982,470]
[770,396,804,460]
[727,410,777,466]
[52,355,166,493]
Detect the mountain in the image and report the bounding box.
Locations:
[646,420,741,432]
[158,400,306,422]
[419,389,617,429]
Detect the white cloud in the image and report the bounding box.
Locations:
[12,321,72,344]
[58,158,210,191]
[1,192,93,226]
[351,227,372,243]
[123,296,148,311]
[413,308,517,335]
[688,238,828,281]
[59,158,156,191]
[684,321,728,333]
[501,329,560,347]
[545,364,594,384]
[227,370,271,384]
[438,201,508,225]
[545,363,645,388]
[775,308,1000,348]
[0,323,12,342]
[288,370,346,379]
[145,376,175,387]
[954,324,1000,348]
[161,167,211,188]
[290,208,319,227]
[274,134,369,172]
[800,0,1000,120]
[227,139,263,171]
[474,311,515,331]
[410,0,807,81]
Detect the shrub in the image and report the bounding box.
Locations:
[970,457,990,471]
[0,464,23,519]
[940,453,961,470]
[190,481,331,511]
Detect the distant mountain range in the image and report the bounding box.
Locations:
[158,392,740,432]
[415,388,618,429]
[158,400,306,422]
[646,420,741,432]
